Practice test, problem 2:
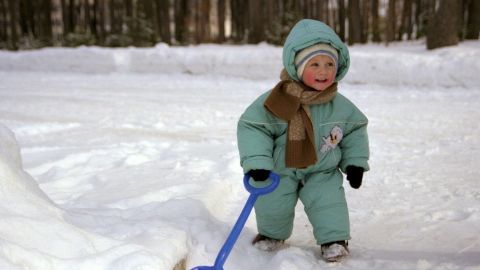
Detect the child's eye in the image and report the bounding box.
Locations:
[310,62,319,67]
[327,62,334,67]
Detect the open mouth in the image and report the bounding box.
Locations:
[315,79,328,83]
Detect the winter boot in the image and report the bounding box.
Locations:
[252,234,286,251]
[320,241,349,262]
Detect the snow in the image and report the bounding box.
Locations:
[0,41,479,270]
[2,41,479,88]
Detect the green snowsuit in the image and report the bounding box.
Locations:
[236,19,370,245]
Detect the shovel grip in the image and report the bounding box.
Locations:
[243,172,280,196]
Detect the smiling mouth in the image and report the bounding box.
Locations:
[315,79,328,83]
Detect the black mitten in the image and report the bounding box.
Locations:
[346,166,364,189]
[248,169,271,181]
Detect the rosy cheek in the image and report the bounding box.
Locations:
[327,73,336,83]
[302,71,316,85]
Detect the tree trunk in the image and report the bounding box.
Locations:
[248,0,263,43]
[371,0,380,42]
[414,0,432,39]
[109,0,122,35]
[348,0,362,45]
[6,0,19,49]
[316,0,328,22]
[328,0,336,28]
[185,0,196,44]
[197,0,211,43]
[76,0,87,33]
[141,0,158,43]
[19,0,34,38]
[405,0,414,40]
[327,0,336,27]
[217,0,225,42]
[94,0,105,45]
[263,0,281,44]
[194,0,201,44]
[174,0,187,44]
[35,0,52,45]
[386,0,396,44]
[414,0,422,38]
[89,0,97,37]
[0,0,6,44]
[156,0,171,44]
[51,0,64,46]
[282,0,301,41]
[457,0,466,40]
[66,0,74,34]
[398,0,413,40]
[465,0,480,39]
[337,0,346,41]
[427,0,460,49]
[231,0,247,42]
[361,0,369,43]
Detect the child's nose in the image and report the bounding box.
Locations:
[318,66,327,74]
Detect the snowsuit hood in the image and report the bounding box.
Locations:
[283,19,350,82]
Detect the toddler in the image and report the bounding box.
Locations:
[237,19,370,262]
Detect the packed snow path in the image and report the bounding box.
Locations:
[0,43,479,270]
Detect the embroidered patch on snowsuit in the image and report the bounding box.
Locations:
[320,125,343,153]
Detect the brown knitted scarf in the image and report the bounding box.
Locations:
[264,69,338,168]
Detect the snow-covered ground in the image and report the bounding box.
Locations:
[0,41,479,270]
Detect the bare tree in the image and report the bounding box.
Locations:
[315,0,328,21]
[417,0,436,39]
[263,0,287,44]
[193,0,209,43]
[231,0,247,42]
[33,0,52,45]
[427,0,461,49]
[386,0,396,44]
[465,0,480,39]
[5,0,20,50]
[0,0,6,46]
[109,0,122,35]
[217,0,225,42]
[65,0,75,34]
[348,0,362,44]
[93,0,106,45]
[19,0,35,40]
[371,0,380,42]
[51,0,64,46]
[76,0,88,33]
[361,0,370,43]
[398,0,413,40]
[248,0,264,43]
[327,0,337,29]
[174,0,187,44]
[283,0,302,38]
[337,0,346,41]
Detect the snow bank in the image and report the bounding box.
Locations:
[0,41,479,88]
[0,124,185,270]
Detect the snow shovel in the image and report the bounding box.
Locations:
[190,172,280,270]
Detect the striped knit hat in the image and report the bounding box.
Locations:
[295,43,339,80]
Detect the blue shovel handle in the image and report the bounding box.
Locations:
[191,172,280,270]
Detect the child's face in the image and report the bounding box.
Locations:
[301,55,337,91]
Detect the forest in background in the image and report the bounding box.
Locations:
[1,0,479,51]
